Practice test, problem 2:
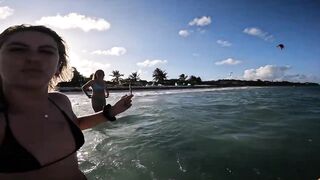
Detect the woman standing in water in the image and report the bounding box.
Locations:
[0,24,133,180]
[82,70,110,112]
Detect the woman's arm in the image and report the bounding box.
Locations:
[78,94,133,130]
[81,80,93,98]
[77,112,106,130]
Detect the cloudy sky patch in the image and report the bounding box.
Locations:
[178,29,190,37]
[243,27,274,42]
[189,16,211,26]
[243,65,290,81]
[215,58,241,65]
[216,40,232,47]
[69,51,111,77]
[137,59,167,67]
[0,6,14,19]
[92,47,127,56]
[36,13,110,32]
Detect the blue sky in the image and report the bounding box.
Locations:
[1,0,319,83]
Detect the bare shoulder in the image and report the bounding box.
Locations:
[49,92,79,124]
[49,92,72,108]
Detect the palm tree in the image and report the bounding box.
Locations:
[178,74,188,85]
[152,68,167,84]
[110,70,124,85]
[188,75,202,85]
[128,72,140,82]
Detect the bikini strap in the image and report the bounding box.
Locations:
[47,96,84,150]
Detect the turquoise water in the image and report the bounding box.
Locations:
[67,86,320,180]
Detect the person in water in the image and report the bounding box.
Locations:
[82,70,110,112]
[0,24,133,180]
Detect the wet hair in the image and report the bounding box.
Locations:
[0,24,73,91]
[93,69,105,80]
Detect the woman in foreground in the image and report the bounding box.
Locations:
[82,69,110,112]
[0,24,133,180]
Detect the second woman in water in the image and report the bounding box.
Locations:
[82,70,110,112]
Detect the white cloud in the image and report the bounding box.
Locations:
[134,69,152,81]
[137,59,167,67]
[178,29,190,37]
[92,47,127,56]
[243,65,291,81]
[215,58,241,65]
[243,65,319,83]
[69,51,111,77]
[282,74,320,83]
[216,40,232,47]
[35,13,110,32]
[243,27,274,42]
[0,6,14,20]
[197,28,207,34]
[189,16,211,26]
[137,69,148,76]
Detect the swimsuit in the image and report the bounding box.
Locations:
[91,82,107,112]
[91,83,105,93]
[91,96,106,112]
[0,98,85,173]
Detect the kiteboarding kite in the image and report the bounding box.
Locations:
[277,44,285,50]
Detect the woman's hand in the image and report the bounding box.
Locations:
[111,94,134,117]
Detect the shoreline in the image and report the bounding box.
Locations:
[57,84,318,92]
[58,85,219,92]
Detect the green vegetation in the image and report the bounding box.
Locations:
[110,70,124,85]
[57,67,319,90]
[128,72,140,82]
[152,68,168,84]
[58,67,90,87]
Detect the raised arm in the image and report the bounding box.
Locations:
[77,94,133,130]
[81,80,93,98]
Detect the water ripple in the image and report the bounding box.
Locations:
[72,87,320,180]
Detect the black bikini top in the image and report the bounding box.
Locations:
[0,98,84,173]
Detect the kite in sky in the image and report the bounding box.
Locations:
[277,44,285,50]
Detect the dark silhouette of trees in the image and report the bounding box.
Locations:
[188,75,202,85]
[153,68,167,84]
[110,70,124,85]
[178,74,188,85]
[57,67,88,87]
[57,68,319,89]
[128,72,140,82]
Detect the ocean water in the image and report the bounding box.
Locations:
[67,86,320,180]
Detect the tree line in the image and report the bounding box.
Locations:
[58,67,201,87]
[57,67,319,88]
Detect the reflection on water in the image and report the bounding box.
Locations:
[66,87,320,180]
